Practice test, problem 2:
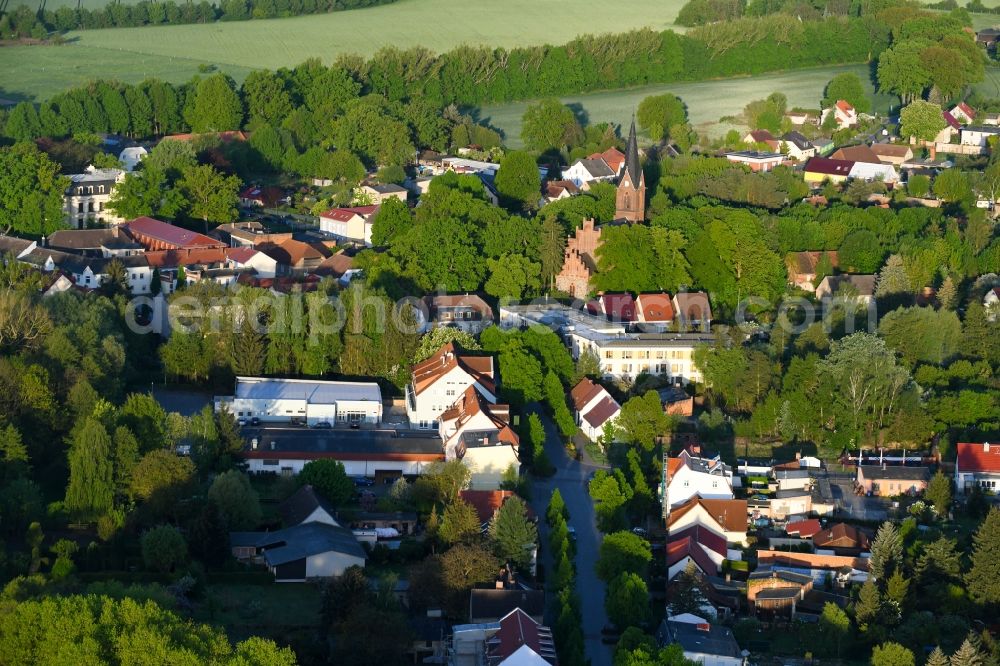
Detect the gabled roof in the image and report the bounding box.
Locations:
[785,518,822,538]
[819,274,876,297]
[459,489,535,525]
[954,101,976,119]
[257,239,326,266]
[239,185,285,205]
[747,129,776,143]
[670,524,727,558]
[314,252,355,278]
[570,378,604,411]
[636,292,675,322]
[781,131,812,150]
[831,145,881,164]
[411,342,495,396]
[48,228,139,251]
[144,248,227,268]
[582,395,620,429]
[279,484,337,527]
[441,386,518,448]
[869,143,911,158]
[813,523,869,550]
[589,147,626,174]
[804,157,854,176]
[470,588,545,622]
[673,291,712,322]
[230,521,365,565]
[957,442,1000,473]
[666,535,720,576]
[319,205,380,221]
[668,497,748,534]
[599,292,636,321]
[226,246,264,264]
[835,99,855,113]
[573,158,616,179]
[942,111,961,130]
[125,217,224,249]
[490,608,556,664]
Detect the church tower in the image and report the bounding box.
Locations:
[615,118,646,222]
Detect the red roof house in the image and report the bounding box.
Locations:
[956,442,1000,495]
[124,217,226,252]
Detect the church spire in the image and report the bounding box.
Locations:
[623,115,641,186]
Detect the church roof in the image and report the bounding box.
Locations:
[622,117,642,187]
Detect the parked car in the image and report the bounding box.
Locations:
[250,417,260,426]
[237,418,247,427]
[631,527,648,537]
[312,421,332,429]
[567,526,577,541]
[351,476,374,487]
[349,416,361,429]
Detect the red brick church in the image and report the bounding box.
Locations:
[554,119,645,296]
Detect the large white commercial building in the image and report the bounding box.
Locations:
[499,303,713,384]
[216,377,383,425]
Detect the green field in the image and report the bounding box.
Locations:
[474,64,898,146]
[0,0,688,101]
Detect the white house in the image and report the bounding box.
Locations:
[955,442,1000,494]
[820,100,858,130]
[960,125,1000,147]
[226,247,278,279]
[563,157,617,188]
[63,166,126,228]
[950,102,976,124]
[118,146,147,172]
[569,378,620,441]
[780,132,817,161]
[216,376,383,426]
[438,386,520,490]
[406,342,497,430]
[667,497,748,546]
[663,450,735,509]
[318,205,380,246]
[666,525,728,580]
[360,183,408,205]
[848,161,899,183]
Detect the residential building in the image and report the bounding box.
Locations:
[449,608,557,666]
[18,246,153,294]
[820,100,858,130]
[849,161,899,184]
[960,125,1000,147]
[213,221,293,248]
[659,386,694,417]
[239,185,286,208]
[589,146,626,175]
[543,180,580,203]
[667,496,748,545]
[786,251,838,291]
[123,216,226,251]
[803,157,854,185]
[215,376,383,426]
[785,518,822,538]
[743,129,779,149]
[856,464,930,496]
[229,522,366,582]
[588,292,636,322]
[360,183,408,205]
[831,145,882,163]
[747,567,814,619]
[257,238,327,275]
[314,252,355,281]
[756,550,869,585]
[64,166,126,228]
[226,246,278,278]
[955,442,1000,494]
[869,143,913,166]
[812,523,870,555]
[241,428,444,478]
[673,292,712,328]
[279,485,340,527]
[499,302,713,383]
[564,157,617,188]
[438,386,520,489]
[554,218,602,297]
[460,489,535,526]
[784,111,817,126]
[615,119,646,222]
[774,468,811,491]
[666,525,727,579]
[46,227,143,257]
[635,292,675,331]
[570,378,620,441]
[469,588,545,625]
[118,146,147,172]
[768,489,812,519]
[951,102,976,124]
[406,342,496,430]
[422,293,494,334]
[662,450,735,510]
[724,151,784,172]
[938,111,962,144]
[815,274,876,304]
[657,620,744,666]
[780,132,816,161]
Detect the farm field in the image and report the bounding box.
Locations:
[474,64,898,147]
[0,0,688,101]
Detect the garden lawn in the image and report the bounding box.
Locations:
[1,0,688,101]
[474,63,898,146]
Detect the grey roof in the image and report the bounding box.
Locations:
[962,125,1000,134]
[725,150,783,159]
[279,485,336,527]
[775,469,810,480]
[48,229,120,251]
[250,429,443,458]
[775,488,810,499]
[230,522,366,565]
[821,274,875,297]
[577,158,615,179]
[235,377,381,404]
[367,183,407,194]
[660,621,742,658]
[782,131,811,150]
[470,588,545,621]
[622,118,642,186]
[0,235,34,257]
[858,465,930,481]
[756,587,802,600]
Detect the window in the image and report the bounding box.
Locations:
[87,186,94,194]
[98,185,105,194]
[604,350,614,359]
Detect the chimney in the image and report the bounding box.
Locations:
[986,442,991,453]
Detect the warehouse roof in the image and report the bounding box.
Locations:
[234,376,381,404]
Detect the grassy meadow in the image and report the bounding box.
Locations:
[474,63,898,146]
[1,0,689,101]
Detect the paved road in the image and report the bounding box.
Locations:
[528,407,613,666]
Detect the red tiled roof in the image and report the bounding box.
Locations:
[600,293,636,321]
[943,111,961,130]
[670,524,727,558]
[319,205,380,222]
[956,101,976,119]
[813,523,869,550]
[835,99,854,113]
[786,519,822,538]
[226,246,261,264]
[411,342,495,396]
[491,608,549,662]
[144,248,227,268]
[666,535,720,576]
[636,292,674,322]
[257,239,325,266]
[957,442,1000,473]
[747,130,776,143]
[589,147,626,174]
[125,217,225,249]
[313,252,355,278]
[570,378,604,411]
[582,395,620,429]
[459,490,536,525]
[667,497,748,534]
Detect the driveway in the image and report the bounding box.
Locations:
[528,406,613,666]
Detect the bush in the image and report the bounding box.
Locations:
[141,525,188,573]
